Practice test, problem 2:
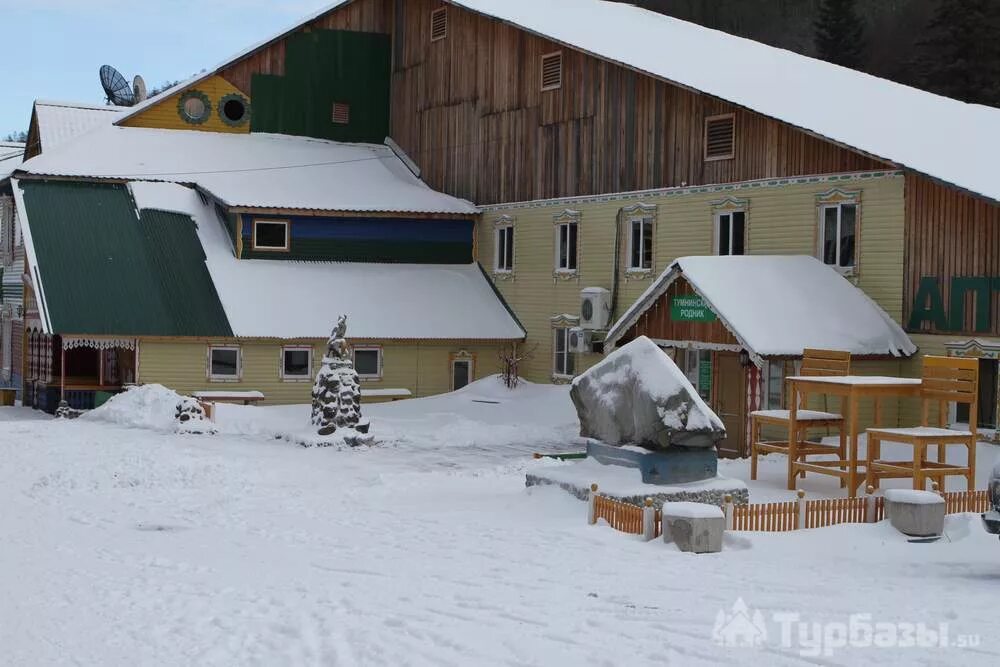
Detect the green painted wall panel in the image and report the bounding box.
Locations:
[250,30,391,143]
[242,239,472,263]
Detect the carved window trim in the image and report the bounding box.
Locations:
[550,315,580,382]
[493,215,516,280]
[711,196,749,256]
[816,189,861,277]
[622,203,657,281]
[449,349,475,391]
[553,208,581,280]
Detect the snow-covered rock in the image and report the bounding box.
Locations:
[570,336,725,450]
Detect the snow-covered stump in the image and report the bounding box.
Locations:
[662,502,725,553]
[174,397,216,435]
[884,489,945,537]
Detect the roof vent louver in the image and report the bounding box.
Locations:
[705,114,735,160]
[541,51,563,91]
[431,7,448,42]
[332,102,351,125]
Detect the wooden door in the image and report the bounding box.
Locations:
[713,352,746,458]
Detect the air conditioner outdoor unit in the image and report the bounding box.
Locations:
[580,287,611,330]
[568,327,591,354]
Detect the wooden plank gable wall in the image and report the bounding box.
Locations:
[215,0,887,206]
[621,277,739,347]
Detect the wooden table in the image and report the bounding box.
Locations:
[787,376,922,496]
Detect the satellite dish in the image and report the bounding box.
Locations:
[99,65,135,106]
[133,75,147,103]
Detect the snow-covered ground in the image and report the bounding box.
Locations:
[1,377,998,665]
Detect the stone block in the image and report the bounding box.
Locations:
[662,502,725,553]
[884,489,945,537]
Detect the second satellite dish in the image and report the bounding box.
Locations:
[133,75,147,104]
[99,65,147,107]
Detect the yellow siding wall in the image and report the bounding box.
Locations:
[137,339,504,405]
[121,75,250,134]
[480,172,906,384]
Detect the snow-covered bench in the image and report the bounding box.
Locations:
[361,388,412,403]
[193,390,265,407]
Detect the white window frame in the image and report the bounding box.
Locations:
[818,200,858,275]
[495,221,515,273]
[353,346,383,380]
[280,345,313,381]
[208,345,242,382]
[554,222,579,273]
[626,215,654,271]
[252,219,290,252]
[714,209,746,256]
[763,360,785,410]
[552,328,576,379]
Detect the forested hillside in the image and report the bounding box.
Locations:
[621,0,1000,107]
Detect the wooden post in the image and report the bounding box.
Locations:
[865,485,877,523]
[59,342,65,402]
[642,498,656,541]
[724,493,734,530]
[98,347,104,388]
[796,489,806,530]
[588,483,598,525]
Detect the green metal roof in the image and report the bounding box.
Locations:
[20,180,233,336]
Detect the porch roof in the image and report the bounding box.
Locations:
[605,255,916,360]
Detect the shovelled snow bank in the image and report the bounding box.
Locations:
[80,384,186,432]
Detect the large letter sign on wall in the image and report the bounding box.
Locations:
[908,275,1000,333]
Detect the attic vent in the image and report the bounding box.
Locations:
[705,114,736,161]
[541,51,563,91]
[332,102,351,125]
[430,7,448,42]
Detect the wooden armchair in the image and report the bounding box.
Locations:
[866,356,978,491]
[750,349,851,488]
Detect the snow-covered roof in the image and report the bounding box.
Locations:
[33,100,125,153]
[117,0,1000,203]
[605,255,916,359]
[0,142,24,182]
[128,181,523,340]
[18,126,477,215]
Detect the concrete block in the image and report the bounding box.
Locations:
[662,502,725,553]
[884,489,945,537]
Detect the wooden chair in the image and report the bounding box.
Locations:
[750,349,851,488]
[866,356,978,492]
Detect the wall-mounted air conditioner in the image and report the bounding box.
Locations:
[580,287,611,330]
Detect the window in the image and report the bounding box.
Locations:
[765,361,784,410]
[332,102,351,125]
[681,349,712,400]
[495,223,514,272]
[178,90,211,125]
[541,52,562,91]
[820,203,857,270]
[354,347,382,379]
[253,220,289,251]
[628,217,654,270]
[553,328,576,377]
[430,7,448,41]
[209,346,240,381]
[704,113,735,161]
[218,93,250,127]
[555,220,578,271]
[715,210,746,256]
[281,346,312,380]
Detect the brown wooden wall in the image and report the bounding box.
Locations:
[904,173,1000,335]
[217,0,887,205]
[621,278,739,346]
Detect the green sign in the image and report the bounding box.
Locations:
[698,356,712,398]
[908,276,1000,333]
[671,296,717,323]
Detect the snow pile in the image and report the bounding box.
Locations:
[571,336,724,449]
[81,384,187,432]
[661,501,724,519]
[883,489,944,505]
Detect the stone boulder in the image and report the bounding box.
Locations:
[570,336,726,450]
[884,489,945,537]
[661,502,725,553]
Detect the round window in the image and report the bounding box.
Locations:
[177,90,211,125]
[218,93,251,128]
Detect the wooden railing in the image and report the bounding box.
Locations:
[587,483,989,538]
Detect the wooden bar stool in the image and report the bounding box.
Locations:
[750,349,850,488]
[866,356,978,492]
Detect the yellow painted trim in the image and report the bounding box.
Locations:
[120,74,250,134]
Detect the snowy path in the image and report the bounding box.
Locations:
[1,382,998,665]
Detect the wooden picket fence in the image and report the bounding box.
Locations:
[587,483,990,539]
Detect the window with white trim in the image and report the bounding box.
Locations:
[281,346,312,380]
[553,328,576,377]
[495,223,514,272]
[819,202,857,270]
[253,219,289,251]
[451,357,473,391]
[715,210,746,256]
[627,216,654,270]
[209,346,241,381]
[555,219,578,271]
[353,347,382,379]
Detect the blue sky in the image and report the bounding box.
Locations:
[0,0,334,137]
